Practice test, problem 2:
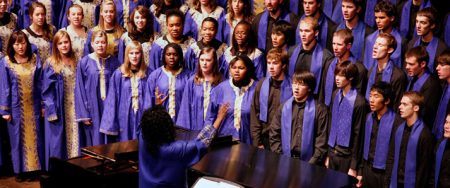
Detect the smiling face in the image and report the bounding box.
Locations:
[134,11,147,32]
[201,21,217,44]
[101,4,115,25]
[57,35,72,56]
[230,59,248,82]
[68,6,84,27]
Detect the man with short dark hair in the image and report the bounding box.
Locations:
[433,50,450,140]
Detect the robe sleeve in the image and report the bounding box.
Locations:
[309,103,329,165]
[41,65,58,121]
[75,58,91,122]
[117,38,126,63]
[148,43,162,73]
[269,105,282,154]
[0,59,11,115]
[175,81,193,129]
[59,0,72,28]
[184,47,196,72]
[99,71,120,135]
[253,54,266,80]
[83,31,93,57]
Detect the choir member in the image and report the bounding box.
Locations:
[358,82,403,188]
[118,6,157,66]
[60,4,88,61]
[251,48,292,149]
[363,1,404,69]
[222,21,265,79]
[298,0,337,51]
[270,20,294,52]
[336,0,373,61]
[0,0,18,57]
[184,0,225,42]
[83,0,126,57]
[42,30,79,169]
[322,29,367,106]
[22,2,55,63]
[433,50,450,140]
[144,43,191,121]
[406,7,448,74]
[222,0,254,45]
[0,31,43,180]
[185,17,227,72]
[398,0,431,40]
[404,46,441,129]
[177,47,224,130]
[269,71,328,165]
[288,17,333,100]
[204,55,257,144]
[252,0,298,52]
[113,0,151,30]
[326,61,367,176]
[433,113,450,188]
[139,105,227,187]
[389,92,434,188]
[100,41,149,142]
[21,0,63,29]
[365,33,407,109]
[149,9,195,72]
[322,0,343,24]
[60,0,102,29]
[75,30,121,146]
[149,0,189,36]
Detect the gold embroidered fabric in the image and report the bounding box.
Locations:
[162,67,182,119]
[0,13,17,55]
[253,0,265,15]
[229,79,253,131]
[130,73,139,113]
[73,0,101,29]
[202,81,211,120]
[62,65,79,158]
[62,27,87,61]
[22,28,52,63]
[90,54,107,100]
[122,0,130,30]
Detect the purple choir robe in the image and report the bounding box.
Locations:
[99,69,148,142]
[297,13,334,50]
[184,40,227,72]
[21,0,64,29]
[113,0,151,29]
[183,7,225,42]
[220,14,234,46]
[0,55,44,174]
[204,79,257,144]
[144,67,191,121]
[363,29,403,69]
[323,0,343,24]
[59,0,101,29]
[75,54,121,146]
[433,84,450,140]
[149,4,190,36]
[83,27,124,58]
[117,32,156,67]
[337,20,369,61]
[221,47,266,80]
[148,36,195,72]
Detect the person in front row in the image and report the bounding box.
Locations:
[433,113,450,188]
[269,71,328,165]
[139,104,228,188]
[389,92,434,188]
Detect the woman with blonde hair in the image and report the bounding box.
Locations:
[42,30,79,169]
[100,41,149,142]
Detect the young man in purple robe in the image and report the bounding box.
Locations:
[357,82,403,188]
[269,71,328,165]
[288,16,333,103]
[404,46,442,129]
[433,113,450,188]
[270,20,294,52]
[363,1,405,69]
[251,0,298,53]
[389,92,434,188]
[406,7,448,75]
[365,33,407,110]
[433,50,450,140]
[326,61,368,177]
[250,48,292,150]
[398,0,431,40]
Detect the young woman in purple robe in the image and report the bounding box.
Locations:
[0,0,18,57]
[222,21,265,80]
[113,0,151,30]
[60,4,88,62]
[204,55,257,144]
[75,30,121,146]
[60,0,102,29]
[144,43,191,121]
[100,41,149,142]
[184,0,225,42]
[0,31,43,181]
[150,0,189,36]
[221,0,254,45]
[177,47,224,130]
[20,0,63,29]
[42,30,80,169]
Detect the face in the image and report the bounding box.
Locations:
[68,7,84,26]
[398,96,417,119]
[134,11,147,31]
[31,7,46,26]
[230,60,247,82]
[128,48,142,67]
[13,40,27,56]
[267,58,285,78]
[335,74,351,89]
[200,0,211,6]
[231,0,244,15]
[332,36,350,58]
[101,4,115,24]
[271,32,286,48]
[167,16,183,39]
[369,90,387,112]
[405,56,425,77]
[436,63,450,80]
[374,12,394,31]
[444,115,450,138]
[201,21,217,43]
[199,52,214,74]
[164,47,179,69]
[372,37,390,59]
[341,1,359,21]
[292,80,310,101]
[299,22,317,46]
[234,24,249,45]
[0,0,8,13]
[265,0,282,13]
[91,36,107,56]
[303,0,319,16]
[415,15,433,36]
[57,36,72,56]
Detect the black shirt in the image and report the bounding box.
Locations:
[0,13,11,26]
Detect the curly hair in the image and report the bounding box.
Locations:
[140,106,176,156]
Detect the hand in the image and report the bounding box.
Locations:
[348,168,357,177]
[41,108,45,117]
[83,120,92,125]
[325,157,329,168]
[155,87,168,105]
[356,176,363,187]
[216,103,229,121]
[2,115,11,122]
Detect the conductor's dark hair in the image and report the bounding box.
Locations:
[370,81,394,107]
[140,105,176,156]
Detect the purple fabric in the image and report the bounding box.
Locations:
[259,76,292,122]
[390,119,425,188]
[363,29,403,69]
[337,21,366,60]
[324,56,357,106]
[413,37,439,73]
[364,0,377,28]
[445,15,450,47]
[363,110,396,169]
[288,44,324,94]
[290,0,300,15]
[328,88,357,148]
[407,71,430,91]
[433,84,450,139]
[114,0,146,28]
[330,0,343,24]
[365,60,394,101]
[399,0,431,38]
[257,10,291,52]
[297,13,329,50]
[22,0,63,29]
[435,139,447,188]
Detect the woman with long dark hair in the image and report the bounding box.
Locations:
[149,0,189,36]
[221,0,253,45]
